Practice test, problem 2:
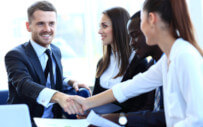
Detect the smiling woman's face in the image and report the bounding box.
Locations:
[140,10,159,46]
[98,14,113,46]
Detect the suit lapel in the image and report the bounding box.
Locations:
[24,42,46,85]
[121,55,139,82]
[51,45,63,91]
[51,46,62,73]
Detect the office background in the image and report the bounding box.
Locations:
[0,0,202,90]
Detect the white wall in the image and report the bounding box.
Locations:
[188,0,203,49]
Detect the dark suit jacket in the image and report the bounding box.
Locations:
[5,42,64,120]
[93,55,155,112]
[126,110,166,127]
[125,86,165,127]
[124,60,165,127]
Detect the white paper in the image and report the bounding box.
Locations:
[86,110,121,127]
[34,117,89,127]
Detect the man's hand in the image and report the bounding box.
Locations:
[69,95,89,111]
[51,92,84,115]
[70,80,92,95]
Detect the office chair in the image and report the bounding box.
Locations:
[0,90,8,105]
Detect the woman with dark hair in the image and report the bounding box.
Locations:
[95,7,132,82]
[70,0,203,126]
[93,7,155,112]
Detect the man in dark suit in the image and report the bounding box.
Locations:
[4,1,89,126]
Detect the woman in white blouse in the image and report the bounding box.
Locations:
[94,7,133,93]
[93,7,157,113]
[69,0,203,126]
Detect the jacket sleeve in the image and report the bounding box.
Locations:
[92,58,104,95]
[119,57,155,112]
[5,50,45,100]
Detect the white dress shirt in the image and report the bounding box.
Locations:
[30,40,69,118]
[100,51,135,89]
[112,38,203,127]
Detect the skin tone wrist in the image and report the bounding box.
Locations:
[51,92,84,115]
[51,92,67,103]
[86,89,116,110]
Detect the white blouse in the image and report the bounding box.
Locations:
[100,51,135,89]
[112,38,203,127]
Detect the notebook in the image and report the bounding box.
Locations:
[0,104,32,127]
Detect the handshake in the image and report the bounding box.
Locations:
[52,92,90,115]
[51,89,115,116]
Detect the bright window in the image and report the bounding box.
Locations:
[0,0,143,90]
[0,0,202,90]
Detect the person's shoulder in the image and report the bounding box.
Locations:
[6,42,29,55]
[171,38,201,60]
[130,55,148,70]
[50,43,60,50]
[50,43,63,59]
[171,38,202,67]
[5,42,30,61]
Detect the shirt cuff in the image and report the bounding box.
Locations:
[112,83,128,103]
[36,88,57,108]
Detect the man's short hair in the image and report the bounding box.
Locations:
[27,1,57,22]
[130,11,140,20]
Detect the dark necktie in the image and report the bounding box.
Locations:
[44,49,54,89]
[154,87,161,111]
